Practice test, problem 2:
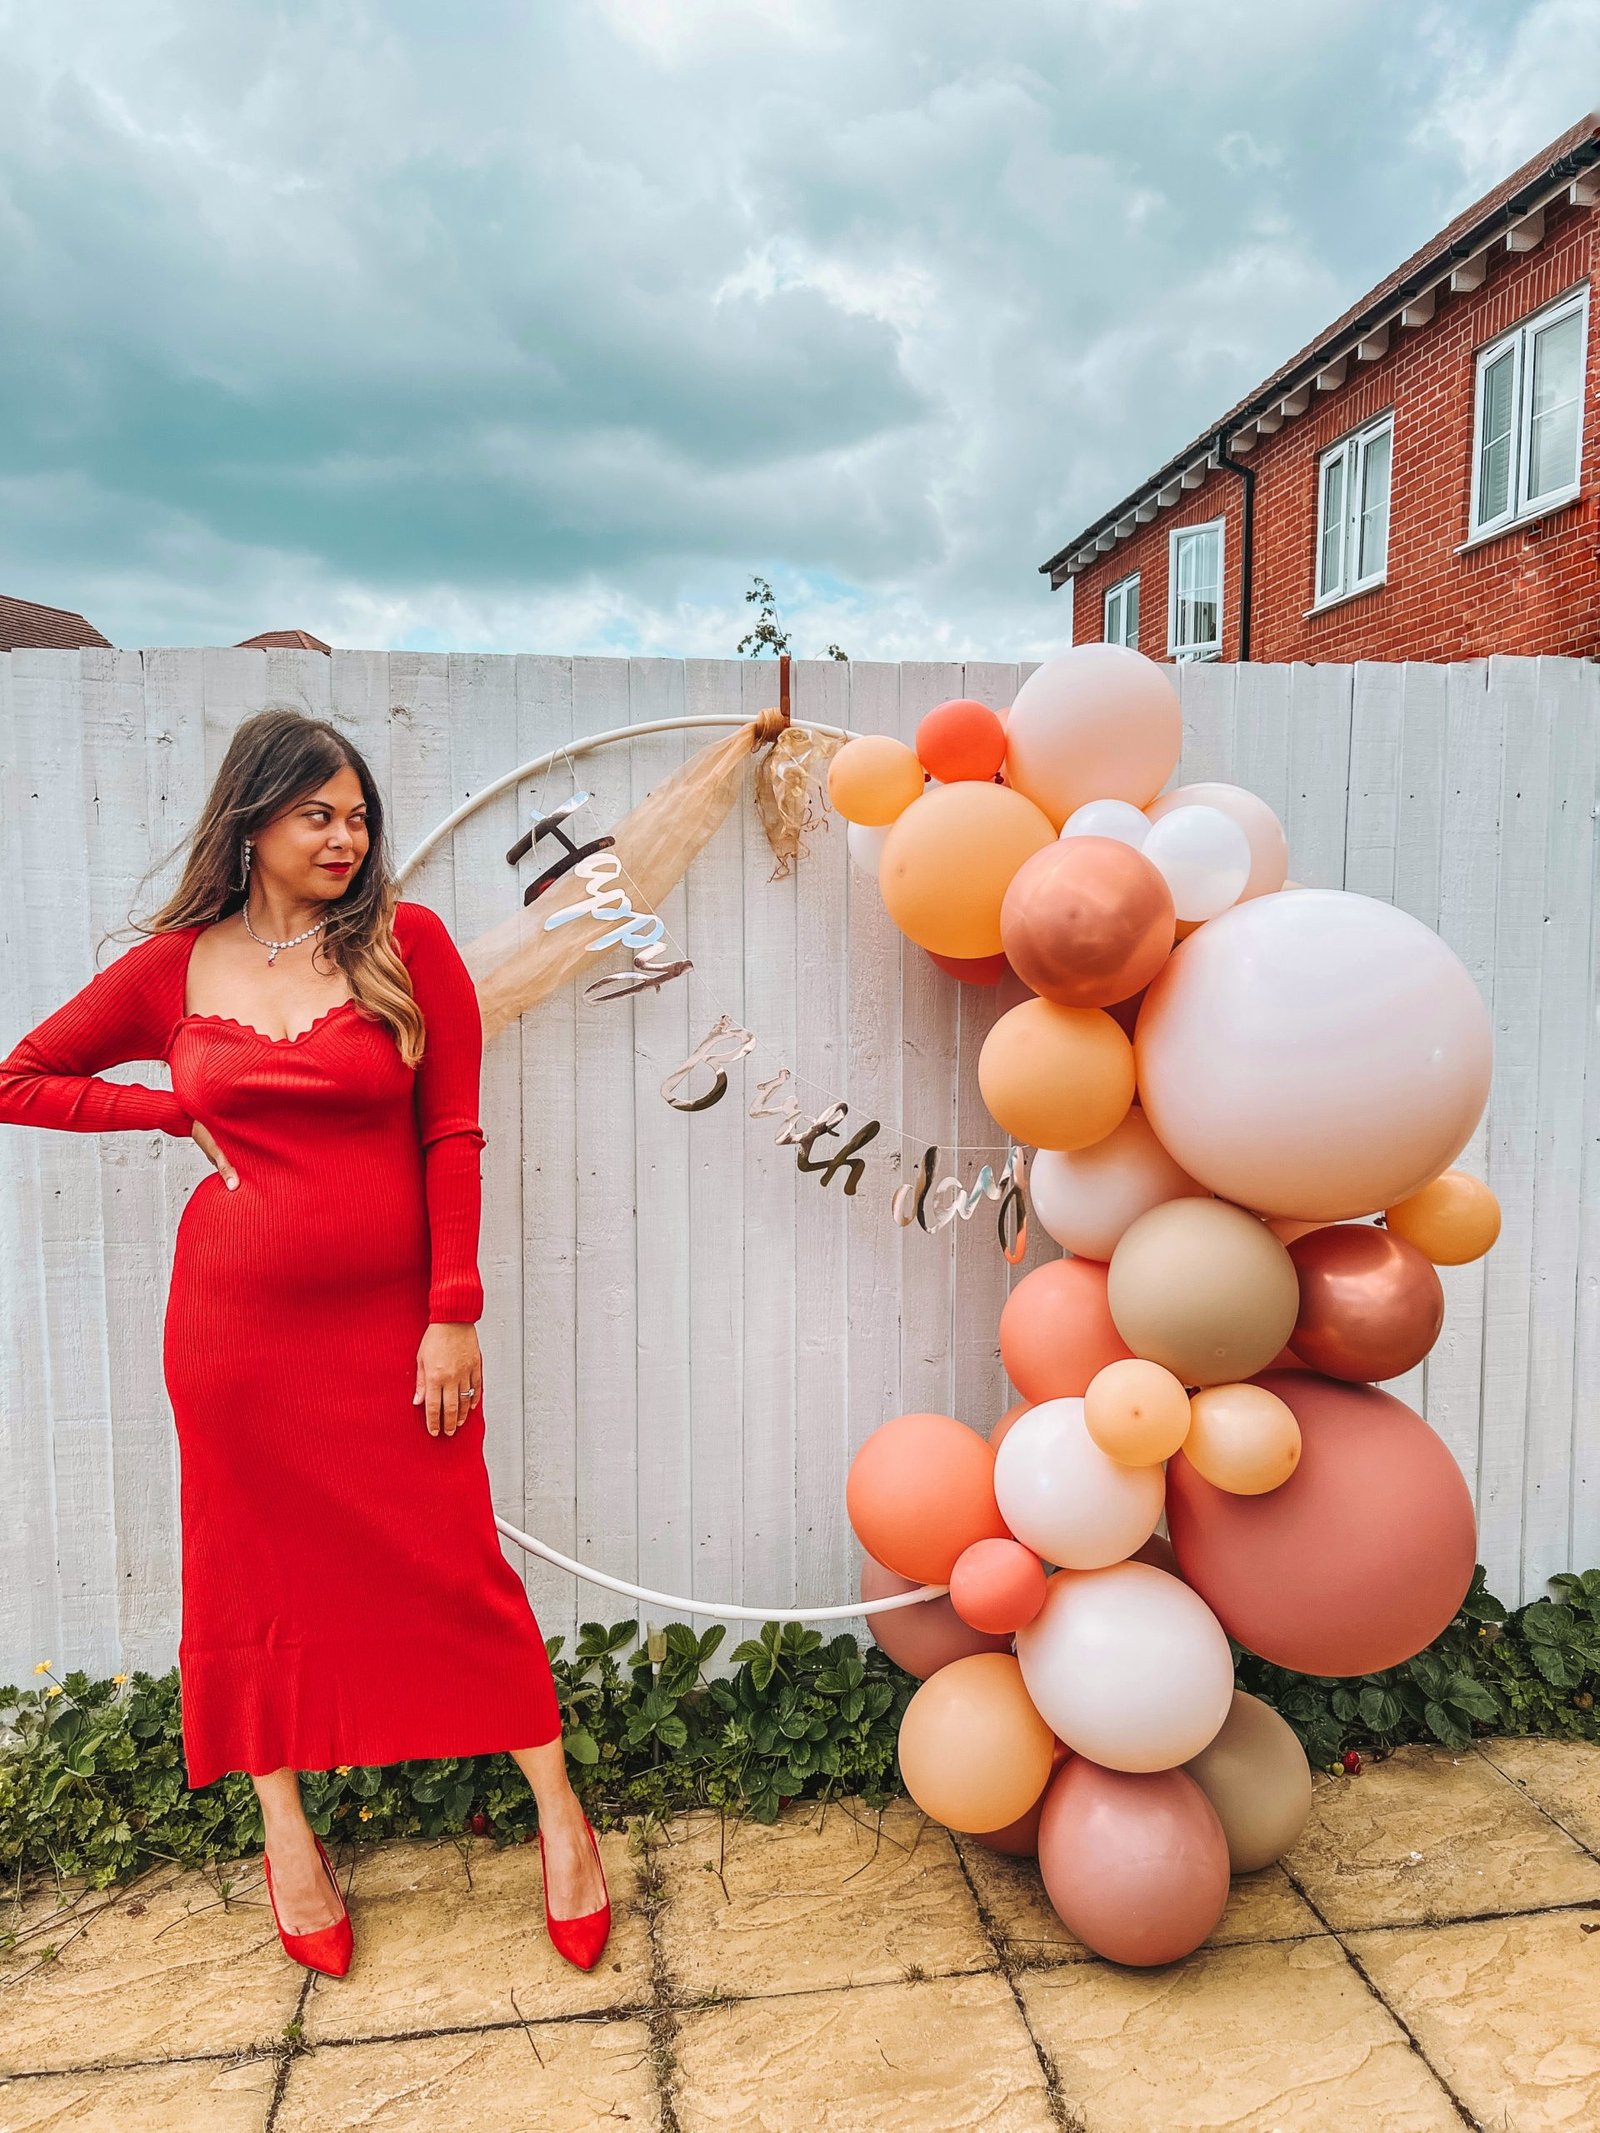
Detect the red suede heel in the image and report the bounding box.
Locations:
[538,1814,611,1971]
[263,1834,353,1978]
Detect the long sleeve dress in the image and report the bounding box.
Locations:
[0,897,562,1786]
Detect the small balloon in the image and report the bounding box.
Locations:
[999,837,1175,1009]
[846,818,893,878]
[1184,1382,1302,1494]
[1146,782,1288,902]
[993,1398,1165,1569]
[1182,1689,1314,1872]
[1084,1358,1192,1465]
[1036,1756,1231,1966]
[1141,806,1252,922]
[896,1652,1057,1833]
[916,699,1008,783]
[1384,1171,1502,1265]
[949,1538,1049,1633]
[828,735,924,826]
[1062,798,1151,848]
[1289,1225,1445,1382]
[1028,1108,1204,1260]
[978,998,1134,1151]
[1107,1198,1300,1388]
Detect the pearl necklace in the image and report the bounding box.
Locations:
[242,905,329,966]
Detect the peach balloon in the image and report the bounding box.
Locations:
[989,1400,1032,1452]
[1028,1108,1204,1260]
[1107,1198,1301,1388]
[993,1399,1165,1569]
[880,781,1056,957]
[1084,1358,1192,1465]
[1385,1170,1502,1265]
[1184,1382,1301,1494]
[1289,1225,1445,1382]
[968,1738,1073,1857]
[950,1538,1049,1633]
[1146,782,1288,902]
[999,1258,1133,1402]
[896,1652,1057,1832]
[978,998,1134,1151]
[1135,890,1493,1222]
[845,1412,1009,1584]
[1166,1371,1478,1675]
[1004,646,1183,828]
[1036,1757,1231,1966]
[998,837,1175,1009]
[916,698,1008,783]
[1014,1562,1235,1770]
[827,734,925,825]
[861,1555,1011,1678]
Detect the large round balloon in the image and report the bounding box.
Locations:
[998,838,1175,1009]
[1004,647,1183,828]
[1289,1224,1445,1382]
[978,998,1134,1151]
[1014,1562,1234,1769]
[1166,1371,1478,1674]
[1136,890,1492,1222]
[846,1412,1008,1584]
[1146,782,1288,902]
[993,1399,1165,1569]
[1036,1756,1231,1965]
[1028,1108,1203,1261]
[998,1258,1133,1402]
[880,782,1056,958]
[1107,1198,1300,1387]
[897,1652,1057,1832]
[860,1555,1012,1678]
[1182,1690,1313,1873]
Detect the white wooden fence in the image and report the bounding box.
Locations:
[1,649,1596,1687]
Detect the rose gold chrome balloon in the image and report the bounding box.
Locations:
[1289,1225,1444,1382]
[1000,837,1176,1010]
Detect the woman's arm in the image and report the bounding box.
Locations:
[0,932,192,1137]
[401,903,489,1325]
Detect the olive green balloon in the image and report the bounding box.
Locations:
[1107,1197,1299,1387]
[1182,1689,1313,1873]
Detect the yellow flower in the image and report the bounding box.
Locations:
[336,1765,352,1775]
[32,1661,53,1676]
[358,1806,374,1821]
[45,1686,62,1700]
[111,1673,128,1687]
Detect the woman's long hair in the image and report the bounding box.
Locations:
[127,708,429,1068]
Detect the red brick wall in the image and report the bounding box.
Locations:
[1068,195,1600,661]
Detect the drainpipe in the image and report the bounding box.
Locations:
[1213,428,1255,662]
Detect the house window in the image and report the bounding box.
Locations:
[1104,572,1140,648]
[1167,521,1224,659]
[1315,412,1393,606]
[1470,284,1589,539]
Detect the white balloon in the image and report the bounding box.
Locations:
[993,1398,1163,1569]
[1060,798,1151,848]
[846,819,893,879]
[1015,1561,1235,1771]
[1028,1110,1205,1260]
[1142,805,1252,922]
[1146,782,1287,901]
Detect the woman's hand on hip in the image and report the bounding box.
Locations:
[192,1121,239,1189]
[415,1323,483,1438]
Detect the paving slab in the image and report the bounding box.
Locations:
[302,1832,652,2040]
[1475,1737,1600,1856]
[1351,1908,1600,2132]
[1020,1936,1465,2132]
[0,2053,276,2132]
[672,1972,1055,2132]
[1283,1743,1600,1929]
[652,1798,992,2000]
[274,2020,658,2131]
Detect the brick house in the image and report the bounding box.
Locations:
[1041,113,1600,663]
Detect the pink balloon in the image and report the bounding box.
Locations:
[860,1553,1011,1678]
[1027,1108,1205,1260]
[1136,890,1492,1222]
[1146,782,1288,901]
[1036,1756,1231,1966]
[949,1539,1048,1633]
[1004,648,1182,828]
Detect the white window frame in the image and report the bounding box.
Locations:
[1467,281,1589,544]
[1166,519,1224,660]
[1103,571,1140,649]
[1312,411,1394,611]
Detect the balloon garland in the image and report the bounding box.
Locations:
[834,644,1500,1967]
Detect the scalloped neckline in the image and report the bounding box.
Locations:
[177,924,357,1046]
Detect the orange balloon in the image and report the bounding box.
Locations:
[1184,1383,1301,1494]
[989,1400,1032,1451]
[999,837,1176,1009]
[828,735,925,825]
[897,1653,1056,1832]
[978,998,1134,1151]
[846,1412,1009,1583]
[969,1738,1073,1857]
[916,699,1008,783]
[999,1258,1133,1403]
[949,1538,1048,1633]
[1384,1171,1501,1265]
[1084,1358,1192,1465]
[880,782,1057,958]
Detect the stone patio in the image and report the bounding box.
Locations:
[3,1737,1599,2132]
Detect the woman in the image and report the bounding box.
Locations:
[0,707,609,1977]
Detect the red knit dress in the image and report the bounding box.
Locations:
[0,898,562,1785]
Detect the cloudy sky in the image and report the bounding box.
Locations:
[2,1,1593,660]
